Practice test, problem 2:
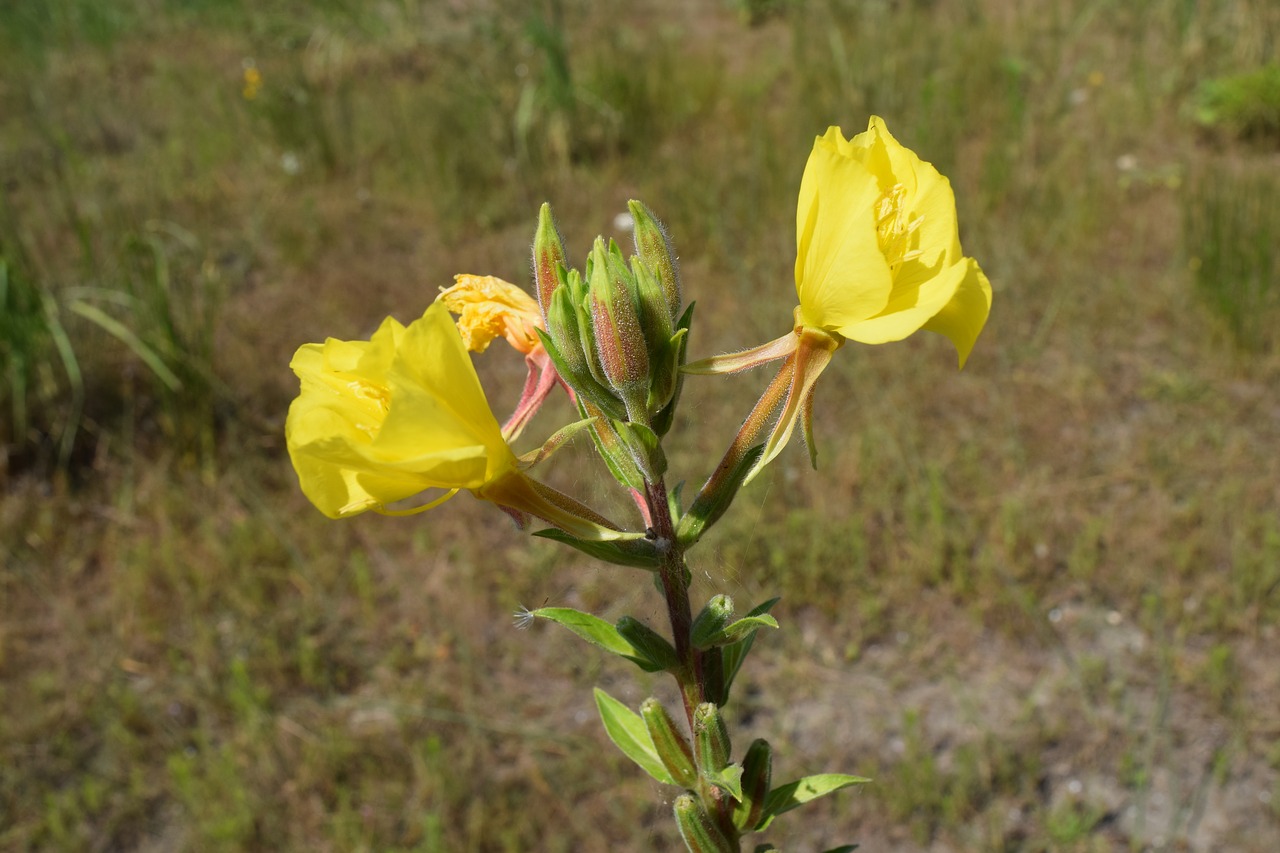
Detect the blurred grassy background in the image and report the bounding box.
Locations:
[2,0,1279,850]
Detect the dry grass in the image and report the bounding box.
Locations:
[2,0,1279,850]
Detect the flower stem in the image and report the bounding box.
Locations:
[644,476,741,851]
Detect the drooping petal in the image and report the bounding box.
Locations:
[921,258,993,368]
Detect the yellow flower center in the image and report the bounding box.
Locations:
[874,183,923,274]
[346,378,390,437]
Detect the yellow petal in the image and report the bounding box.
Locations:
[285,301,518,518]
[795,130,893,331]
[921,258,992,368]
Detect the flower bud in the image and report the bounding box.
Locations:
[617,616,679,672]
[691,594,735,649]
[628,199,681,322]
[630,255,674,358]
[673,794,735,853]
[532,202,567,321]
[693,702,731,773]
[587,237,650,421]
[733,738,772,832]
[640,697,698,788]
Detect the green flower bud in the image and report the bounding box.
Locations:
[629,199,681,322]
[533,202,567,320]
[547,280,590,379]
[673,794,736,853]
[617,616,679,672]
[733,738,772,831]
[691,594,735,649]
[693,702,731,773]
[631,255,674,358]
[640,697,698,788]
[587,237,650,421]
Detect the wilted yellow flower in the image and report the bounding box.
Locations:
[795,118,991,365]
[438,273,571,443]
[286,301,517,518]
[438,274,542,355]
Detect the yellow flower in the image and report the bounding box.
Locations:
[286,301,622,541]
[685,117,991,486]
[438,274,543,355]
[286,301,517,518]
[242,66,262,101]
[795,118,991,365]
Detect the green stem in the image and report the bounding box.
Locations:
[644,477,741,851]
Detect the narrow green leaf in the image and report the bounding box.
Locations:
[717,614,779,645]
[531,529,660,570]
[706,763,744,802]
[820,845,860,852]
[756,774,870,831]
[721,598,781,699]
[528,607,638,657]
[68,299,182,391]
[593,688,676,785]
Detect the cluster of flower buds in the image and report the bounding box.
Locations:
[532,201,692,483]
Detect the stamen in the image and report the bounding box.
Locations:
[874,183,923,272]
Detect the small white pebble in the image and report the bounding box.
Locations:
[1048,608,1063,623]
[1106,610,1123,626]
[1067,779,1083,795]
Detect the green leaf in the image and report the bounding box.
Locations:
[532,529,660,570]
[68,299,182,391]
[528,607,639,658]
[721,597,781,699]
[718,614,779,644]
[756,774,870,831]
[706,763,744,802]
[820,846,860,852]
[593,688,676,785]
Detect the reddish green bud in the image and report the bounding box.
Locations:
[733,738,772,831]
[673,794,735,853]
[640,697,698,788]
[587,237,650,420]
[691,594,735,649]
[628,199,681,322]
[533,202,567,321]
[693,702,731,773]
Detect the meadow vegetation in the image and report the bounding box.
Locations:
[2,0,1279,849]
